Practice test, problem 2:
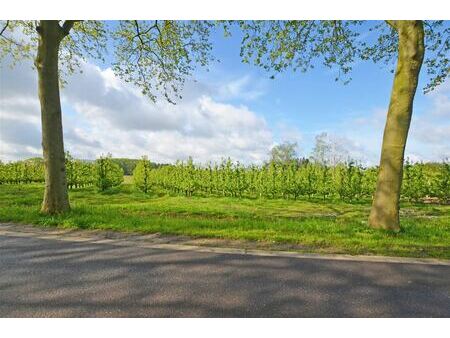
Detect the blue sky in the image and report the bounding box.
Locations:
[176,23,449,163]
[1,21,449,164]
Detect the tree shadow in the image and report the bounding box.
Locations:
[0,235,448,317]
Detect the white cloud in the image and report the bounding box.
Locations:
[276,122,303,144]
[330,85,450,165]
[216,74,266,101]
[321,108,385,165]
[428,81,450,117]
[1,57,448,166]
[0,59,273,164]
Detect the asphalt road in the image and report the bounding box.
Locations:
[0,232,449,317]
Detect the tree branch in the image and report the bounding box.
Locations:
[0,21,24,48]
[385,20,399,30]
[0,20,9,36]
[134,20,146,45]
[61,20,80,36]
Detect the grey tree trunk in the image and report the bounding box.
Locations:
[35,21,70,214]
[368,21,425,231]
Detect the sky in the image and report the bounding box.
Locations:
[1,21,449,165]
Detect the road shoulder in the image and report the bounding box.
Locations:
[1,222,449,266]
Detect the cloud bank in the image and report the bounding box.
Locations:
[1,59,449,165]
[1,60,273,164]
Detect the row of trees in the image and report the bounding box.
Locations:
[3,155,447,203]
[402,160,450,202]
[65,153,95,189]
[133,157,450,203]
[1,154,124,191]
[0,159,45,184]
[65,154,125,191]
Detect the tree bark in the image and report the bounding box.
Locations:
[35,21,70,214]
[368,21,424,231]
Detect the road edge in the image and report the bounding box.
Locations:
[1,223,449,266]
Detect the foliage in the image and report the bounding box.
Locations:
[0,154,129,191]
[230,20,449,92]
[360,21,450,93]
[139,158,449,203]
[1,183,449,259]
[0,158,44,184]
[342,162,364,201]
[310,132,350,166]
[65,152,96,189]
[113,20,215,103]
[111,158,140,176]
[2,156,448,204]
[0,20,107,83]
[232,20,363,83]
[270,141,298,164]
[433,159,450,203]
[0,20,215,102]
[402,158,428,202]
[133,156,153,193]
[94,154,124,191]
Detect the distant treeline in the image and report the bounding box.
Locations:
[1,156,449,204]
[110,158,165,175]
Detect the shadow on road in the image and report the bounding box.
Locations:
[0,235,449,317]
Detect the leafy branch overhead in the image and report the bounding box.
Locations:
[231,20,449,92]
[0,20,215,103]
[113,20,215,103]
[0,21,106,74]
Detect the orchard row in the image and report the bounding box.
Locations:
[1,155,448,203]
[0,154,123,191]
[134,157,450,203]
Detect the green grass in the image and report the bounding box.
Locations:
[0,183,449,259]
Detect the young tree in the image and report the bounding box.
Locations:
[434,160,450,203]
[133,156,153,193]
[232,20,449,230]
[269,141,298,164]
[310,132,349,166]
[95,154,124,191]
[0,20,214,213]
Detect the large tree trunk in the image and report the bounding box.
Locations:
[368,21,424,231]
[35,21,70,214]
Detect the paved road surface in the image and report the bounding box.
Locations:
[0,231,449,317]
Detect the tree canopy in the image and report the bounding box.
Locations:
[226,20,448,92]
[0,20,215,102]
[269,141,299,164]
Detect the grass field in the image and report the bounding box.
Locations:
[0,182,449,259]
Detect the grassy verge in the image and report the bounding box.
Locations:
[0,183,449,259]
